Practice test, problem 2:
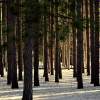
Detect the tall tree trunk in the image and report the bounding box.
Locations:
[22,32,32,100]
[55,0,59,82]
[90,0,95,84]
[93,0,99,86]
[43,3,49,81]
[17,0,23,81]
[7,0,18,88]
[85,0,90,76]
[76,0,83,89]
[33,1,40,87]
[71,0,77,77]
[81,0,84,73]
[72,22,77,77]
[22,1,34,99]
[2,0,7,72]
[50,0,54,75]
[0,2,4,77]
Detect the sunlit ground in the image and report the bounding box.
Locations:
[0,69,100,100]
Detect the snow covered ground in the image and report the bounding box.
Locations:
[0,69,100,100]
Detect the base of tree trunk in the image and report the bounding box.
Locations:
[12,82,19,89]
[77,85,83,89]
[18,75,23,81]
[34,82,40,87]
[22,90,32,100]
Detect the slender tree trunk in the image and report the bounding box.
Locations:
[71,0,77,76]
[0,2,4,77]
[2,0,7,72]
[58,47,62,79]
[72,27,77,77]
[33,1,40,87]
[50,0,54,75]
[43,4,49,81]
[55,0,59,82]
[81,0,84,73]
[85,0,90,76]
[90,0,95,84]
[17,0,23,81]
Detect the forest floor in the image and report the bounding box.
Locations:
[0,69,100,100]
